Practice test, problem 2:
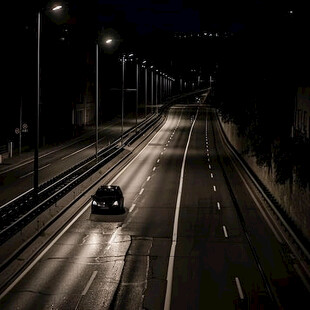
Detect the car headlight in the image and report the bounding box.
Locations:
[92,201,98,206]
[112,201,119,206]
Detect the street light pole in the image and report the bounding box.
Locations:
[121,54,125,146]
[155,70,158,115]
[135,61,139,134]
[95,43,99,161]
[151,68,154,114]
[33,5,63,199]
[159,73,161,103]
[144,66,147,118]
[34,10,41,197]
[19,97,22,156]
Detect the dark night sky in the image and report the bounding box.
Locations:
[1,0,307,145]
[96,0,201,33]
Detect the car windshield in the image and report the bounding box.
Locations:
[94,187,120,201]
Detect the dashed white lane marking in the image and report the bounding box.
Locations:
[210,173,214,178]
[213,185,217,192]
[139,188,144,195]
[108,121,165,185]
[147,176,151,182]
[153,167,156,171]
[82,271,98,296]
[208,164,212,169]
[235,277,245,300]
[223,225,229,238]
[157,159,160,163]
[0,201,92,300]
[217,202,221,210]
[108,227,120,245]
[129,203,136,212]
[105,227,122,252]
[161,152,164,155]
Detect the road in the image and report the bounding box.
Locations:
[0,117,140,206]
[0,102,309,309]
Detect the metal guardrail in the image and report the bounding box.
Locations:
[215,110,310,297]
[0,90,208,245]
[216,111,310,262]
[0,110,165,244]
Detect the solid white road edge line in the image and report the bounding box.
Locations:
[82,271,98,296]
[235,277,245,300]
[164,108,199,310]
[223,225,228,238]
[129,204,136,213]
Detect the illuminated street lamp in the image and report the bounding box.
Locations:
[95,36,119,160]
[121,54,125,146]
[34,4,62,197]
[52,5,63,11]
[99,35,129,146]
[120,53,135,145]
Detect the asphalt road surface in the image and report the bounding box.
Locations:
[0,103,309,309]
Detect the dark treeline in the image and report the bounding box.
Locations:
[211,8,310,187]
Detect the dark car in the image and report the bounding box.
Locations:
[91,185,125,214]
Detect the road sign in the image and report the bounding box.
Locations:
[22,123,28,133]
[15,128,20,134]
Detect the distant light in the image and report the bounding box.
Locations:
[105,39,113,44]
[289,10,293,14]
[52,5,62,11]
[128,53,134,57]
